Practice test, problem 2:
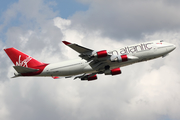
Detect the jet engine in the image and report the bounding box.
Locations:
[93,50,108,58]
[110,55,127,62]
[110,54,138,62]
[81,74,97,81]
[104,68,122,75]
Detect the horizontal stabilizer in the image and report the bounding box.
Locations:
[11,76,18,78]
[13,66,39,73]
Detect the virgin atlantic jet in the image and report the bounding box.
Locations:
[4,40,176,81]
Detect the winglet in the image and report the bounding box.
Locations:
[62,41,71,45]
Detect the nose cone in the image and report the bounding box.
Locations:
[167,44,176,52]
[172,44,176,50]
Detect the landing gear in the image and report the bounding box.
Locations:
[105,65,110,70]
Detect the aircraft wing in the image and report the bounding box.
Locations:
[62,41,138,72]
[62,41,93,54]
[62,41,109,61]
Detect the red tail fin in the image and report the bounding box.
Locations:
[4,48,45,68]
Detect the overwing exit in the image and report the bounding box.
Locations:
[4,40,176,81]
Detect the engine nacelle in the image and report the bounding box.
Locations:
[105,68,122,75]
[110,55,128,62]
[93,50,108,58]
[81,75,97,81]
[110,54,138,62]
[121,55,128,62]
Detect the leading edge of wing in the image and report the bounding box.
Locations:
[62,41,93,54]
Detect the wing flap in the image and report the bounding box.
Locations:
[13,66,39,73]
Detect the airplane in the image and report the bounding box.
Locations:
[4,40,176,81]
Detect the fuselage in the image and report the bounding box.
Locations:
[39,40,176,77]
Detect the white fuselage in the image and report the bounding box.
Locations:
[39,40,176,77]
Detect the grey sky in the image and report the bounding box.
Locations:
[71,0,180,40]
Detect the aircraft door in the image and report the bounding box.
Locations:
[153,43,157,52]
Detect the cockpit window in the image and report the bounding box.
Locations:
[160,40,164,42]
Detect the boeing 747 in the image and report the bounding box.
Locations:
[4,40,176,81]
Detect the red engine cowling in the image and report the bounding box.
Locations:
[81,75,97,81]
[95,50,108,58]
[121,55,128,62]
[88,75,97,81]
[105,68,122,75]
[110,54,128,62]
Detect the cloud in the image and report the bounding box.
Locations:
[71,0,180,40]
[0,0,180,120]
[1,0,66,63]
